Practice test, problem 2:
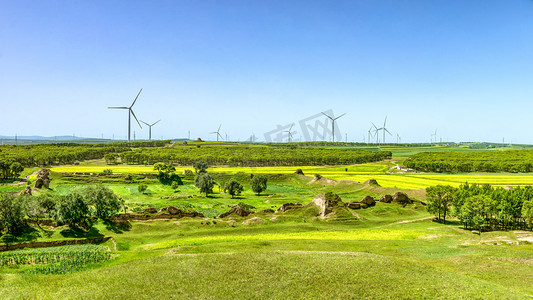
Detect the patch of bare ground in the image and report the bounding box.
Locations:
[515,231,533,243]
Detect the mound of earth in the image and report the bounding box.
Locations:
[392,192,413,205]
[310,175,338,185]
[363,179,380,187]
[159,206,181,215]
[360,195,376,206]
[294,169,305,175]
[219,205,253,218]
[379,195,393,203]
[276,203,303,213]
[311,192,344,217]
[142,207,158,214]
[33,169,51,189]
[242,217,266,225]
[346,202,361,209]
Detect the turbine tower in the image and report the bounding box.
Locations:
[140,119,161,141]
[210,124,223,142]
[283,124,295,143]
[108,89,143,143]
[378,116,392,144]
[431,129,437,144]
[321,112,346,142]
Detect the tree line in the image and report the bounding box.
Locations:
[426,183,533,232]
[0,186,123,239]
[405,150,533,173]
[0,141,169,168]
[119,146,392,166]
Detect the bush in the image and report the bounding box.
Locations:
[138,183,148,194]
[171,181,179,190]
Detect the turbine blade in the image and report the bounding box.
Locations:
[371,122,378,130]
[218,124,222,132]
[383,116,387,127]
[153,119,161,126]
[385,128,392,135]
[130,109,142,128]
[321,112,333,120]
[108,107,129,109]
[334,113,346,120]
[131,88,143,108]
[140,120,149,126]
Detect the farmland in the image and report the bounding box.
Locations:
[0,142,533,298]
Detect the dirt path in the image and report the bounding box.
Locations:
[389,216,434,226]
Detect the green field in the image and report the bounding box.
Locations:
[1,143,533,298]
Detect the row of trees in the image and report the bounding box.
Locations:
[192,161,268,197]
[426,183,533,231]
[119,146,392,167]
[0,186,123,237]
[405,150,533,173]
[0,141,170,168]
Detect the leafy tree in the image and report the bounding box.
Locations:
[459,195,494,231]
[224,180,244,198]
[138,183,148,194]
[426,185,455,223]
[104,153,119,165]
[84,186,123,219]
[522,199,533,228]
[250,174,268,195]
[9,162,23,179]
[195,172,214,196]
[193,160,208,174]
[153,162,176,183]
[0,193,25,234]
[55,192,90,228]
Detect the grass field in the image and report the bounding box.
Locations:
[1,211,532,299]
[2,145,533,298]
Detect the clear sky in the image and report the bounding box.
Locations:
[1,0,533,143]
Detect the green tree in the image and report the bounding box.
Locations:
[195,172,214,196]
[459,195,494,231]
[522,199,533,228]
[9,162,23,179]
[84,186,123,219]
[193,160,208,174]
[138,183,148,194]
[104,153,119,165]
[0,193,25,234]
[426,185,455,223]
[250,174,268,196]
[224,180,244,198]
[55,192,90,228]
[153,162,176,183]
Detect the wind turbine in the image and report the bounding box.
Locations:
[283,124,294,143]
[210,124,223,142]
[140,119,161,141]
[377,117,392,144]
[431,129,437,144]
[108,89,143,143]
[321,112,346,142]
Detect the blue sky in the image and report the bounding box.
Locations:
[1,0,533,143]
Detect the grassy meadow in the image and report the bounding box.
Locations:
[1,143,533,298]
